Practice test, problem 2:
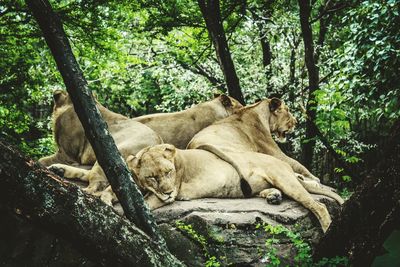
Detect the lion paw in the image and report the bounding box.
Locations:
[260,188,282,205]
[82,186,97,195]
[100,194,114,206]
[48,164,65,177]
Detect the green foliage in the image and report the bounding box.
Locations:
[19,135,55,160]
[1,0,399,187]
[317,0,400,136]
[256,222,349,266]
[175,221,221,266]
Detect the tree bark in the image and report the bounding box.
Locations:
[249,4,273,83]
[288,35,301,103]
[198,0,245,105]
[25,0,166,246]
[0,139,184,266]
[313,119,400,266]
[298,0,319,170]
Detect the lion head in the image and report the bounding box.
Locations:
[53,89,72,110]
[268,98,297,143]
[127,144,178,203]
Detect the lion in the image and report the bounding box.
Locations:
[39,90,129,166]
[187,97,321,183]
[127,144,344,232]
[39,90,163,195]
[133,94,243,149]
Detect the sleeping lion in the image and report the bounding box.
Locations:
[127,144,344,232]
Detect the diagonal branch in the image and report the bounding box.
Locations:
[0,139,183,266]
[25,0,172,250]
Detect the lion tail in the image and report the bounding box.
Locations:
[197,144,252,198]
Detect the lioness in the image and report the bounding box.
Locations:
[39,90,129,166]
[127,144,342,232]
[133,94,243,149]
[187,97,320,182]
[40,90,163,194]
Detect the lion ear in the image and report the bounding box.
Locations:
[213,92,222,98]
[126,155,139,171]
[162,144,177,159]
[219,94,234,107]
[53,90,68,107]
[269,97,282,112]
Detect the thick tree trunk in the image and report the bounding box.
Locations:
[298,0,319,170]
[198,0,245,105]
[313,119,400,266]
[25,0,165,245]
[0,140,184,266]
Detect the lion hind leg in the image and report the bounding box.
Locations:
[296,174,344,205]
[264,173,332,232]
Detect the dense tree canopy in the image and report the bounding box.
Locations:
[2,0,398,190]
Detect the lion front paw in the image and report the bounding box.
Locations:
[260,188,282,205]
[48,164,65,177]
[83,186,98,195]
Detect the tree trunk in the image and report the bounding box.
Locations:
[249,4,273,84]
[298,0,319,169]
[0,140,184,266]
[25,0,166,246]
[313,119,400,266]
[288,37,301,103]
[198,0,245,105]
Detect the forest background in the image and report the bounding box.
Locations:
[1,0,400,265]
[1,0,399,194]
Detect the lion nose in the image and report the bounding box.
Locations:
[164,190,173,196]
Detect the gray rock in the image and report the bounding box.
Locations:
[57,177,342,266]
[152,196,341,266]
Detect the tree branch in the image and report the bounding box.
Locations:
[25,0,169,248]
[176,59,225,91]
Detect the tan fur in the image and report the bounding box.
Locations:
[127,144,335,232]
[133,94,243,149]
[198,144,344,205]
[39,90,163,195]
[187,98,321,182]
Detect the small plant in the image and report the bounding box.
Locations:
[256,222,348,266]
[339,187,353,200]
[175,221,221,267]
